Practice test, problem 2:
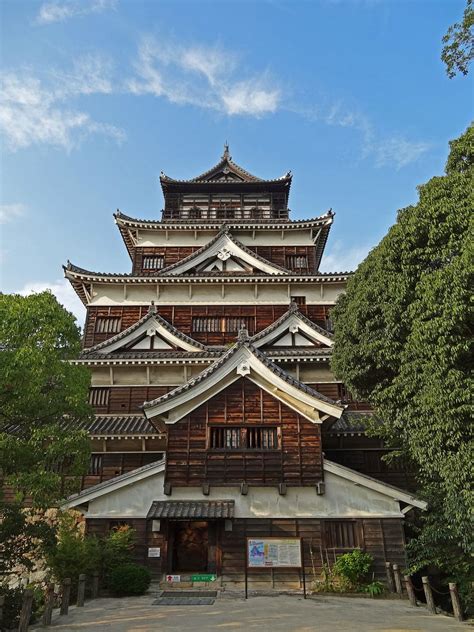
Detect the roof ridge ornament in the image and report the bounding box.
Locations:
[222,141,231,161]
[148,301,157,314]
[237,327,250,343]
[289,301,299,313]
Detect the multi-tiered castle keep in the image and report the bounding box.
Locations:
[64,146,424,586]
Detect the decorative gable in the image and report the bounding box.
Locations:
[143,331,344,427]
[83,306,207,355]
[159,228,290,276]
[251,303,334,349]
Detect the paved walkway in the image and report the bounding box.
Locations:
[34,592,468,632]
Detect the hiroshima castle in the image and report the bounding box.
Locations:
[63,145,424,586]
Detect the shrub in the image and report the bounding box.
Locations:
[102,525,135,574]
[364,580,385,597]
[46,531,101,588]
[108,563,151,596]
[0,584,45,629]
[332,549,373,588]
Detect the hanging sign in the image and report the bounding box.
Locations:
[148,547,161,558]
[191,574,217,582]
[247,538,302,568]
[166,575,181,583]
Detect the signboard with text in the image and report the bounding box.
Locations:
[247,537,302,568]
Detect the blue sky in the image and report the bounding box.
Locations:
[1,0,472,323]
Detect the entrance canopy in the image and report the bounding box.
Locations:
[147,500,235,520]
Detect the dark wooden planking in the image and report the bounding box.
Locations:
[164,378,322,488]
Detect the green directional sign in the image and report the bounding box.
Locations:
[191,574,217,582]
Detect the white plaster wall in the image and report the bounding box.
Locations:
[136,229,315,248]
[85,470,403,519]
[87,283,344,306]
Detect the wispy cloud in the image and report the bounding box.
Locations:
[296,100,430,169]
[320,240,373,273]
[128,37,281,117]
[0,55,124,151]
[16,279,86,326]
[0,203,26,224]
[36,0,117,25]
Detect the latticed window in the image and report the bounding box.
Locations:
[210,427,241,449]
[142,255,164,270]
[192,316,253,334]
[291,296,306,305]
[286,254,308,269]
[89,388,110,407]
[209,426,280,450]
[324,521,359,549]
[95,317,121,334]
[246,427,278,449]
[88,454,103,475]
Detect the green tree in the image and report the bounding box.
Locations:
[442,0,474,78]
[331,125,473,604]
[0,291,92,506]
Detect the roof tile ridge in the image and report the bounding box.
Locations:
[142,340,244,410]
[248,345,339,405]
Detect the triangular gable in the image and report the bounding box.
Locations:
[159,145,292,185]
[63,457,426,514]
[83,307,207,355]
[252,303,334,349]
[143,333,344,426]
[159,228,290,276]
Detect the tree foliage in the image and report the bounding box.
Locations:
[0,291,92,506]
[331,125,473,603]
[442,0,474,78]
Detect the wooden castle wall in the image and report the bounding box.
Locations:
[132,245,317,275]
[164,378,323,488]
[84,516,406,584]
[84,304,333,347]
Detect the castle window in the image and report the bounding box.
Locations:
[324,521,360,549]
[88,454,103,475]
[143,255,164,270]
[291,296,306,305]
[89,388,110,407]
[286,255,308,270]
[192,316,253,334]
[210,427,241,449]
[95,317,121,334]
[209,426,280,451]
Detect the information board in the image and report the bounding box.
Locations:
[247,537,302,568]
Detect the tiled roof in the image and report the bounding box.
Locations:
[159,146,291,185]
[325,411,377,434]
[158,226,291,276]
[251,302,334,344]
[143,334,339,411]
[86,415,160,436]
[147,500,235,519]
[81,306,207,354]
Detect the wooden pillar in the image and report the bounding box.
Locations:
[42,583,55,625]
[392,564,403,596]
[404,576,417,607]
[208,522,217,574]
[92,571,100,599]
[385,561,395,592]
[18,589,34,632]
[77,574,86,607]
[449,583,463,621]
[60,578,71,616]
[0,595,4,629]
[422,576,436,614]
